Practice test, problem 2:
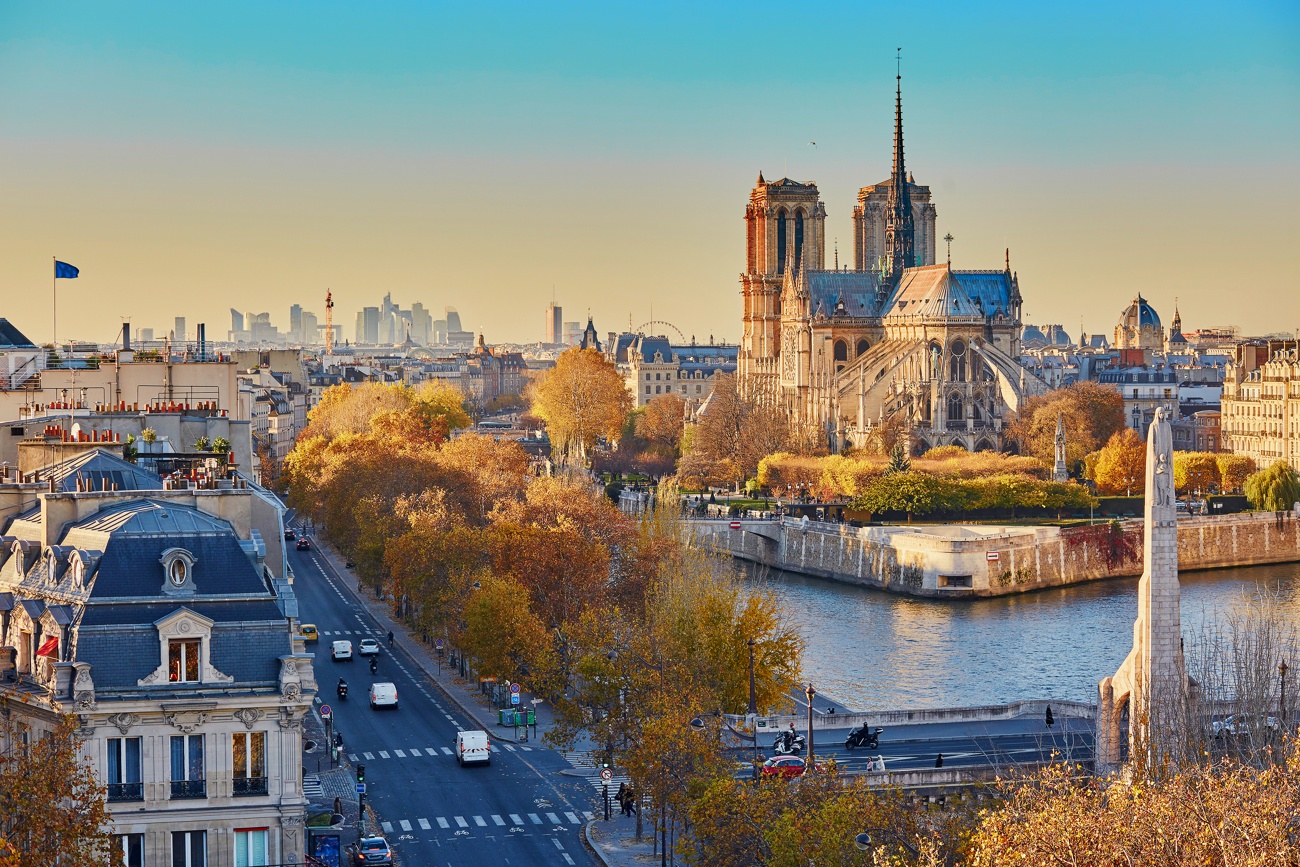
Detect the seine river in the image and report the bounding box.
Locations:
[745,562,1300,711]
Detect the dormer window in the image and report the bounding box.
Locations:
[160,548,197,595]
[169,639,200,683]
[169,558,188,587]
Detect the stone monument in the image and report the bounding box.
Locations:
[1053,412,1069,483]
[1096,407,1188,772]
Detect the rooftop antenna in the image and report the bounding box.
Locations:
[324,289,334,354]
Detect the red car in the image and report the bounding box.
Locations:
[296,537,311,550]
[760,755,822,779]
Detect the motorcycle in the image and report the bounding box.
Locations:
[844,724,883,751]
[337,680,348,701]
[771,731,806,756]
[369,657,378,675]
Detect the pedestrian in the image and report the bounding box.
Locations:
[1045,705,1055,727]
[334,796,342,816]
[935,753,944,768]
[615,782,628,816]
[624,783,637,817]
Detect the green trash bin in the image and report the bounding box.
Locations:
[527,708,536,726]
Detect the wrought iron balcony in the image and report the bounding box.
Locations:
[107,782,143,802]
[233,776,268,796]
[170,779,206,799]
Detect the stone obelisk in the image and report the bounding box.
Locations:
[1096,407,1187,773]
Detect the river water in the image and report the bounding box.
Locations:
[744,562,1300,711]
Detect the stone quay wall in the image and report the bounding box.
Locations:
[691,511,1300,598]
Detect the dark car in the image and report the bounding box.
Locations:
[296,537,311,550]
[284,527,296,540]
[352,836,393,865]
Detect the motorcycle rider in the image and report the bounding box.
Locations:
[369,657,378,675]
[337,677,348,698]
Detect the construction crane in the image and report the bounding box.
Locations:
[324,289,334,354]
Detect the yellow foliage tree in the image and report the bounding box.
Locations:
[1216,453,1257,493]
[1173,450,1220,494]
[532,348,632,462]
[1008,381,1126,469]
[1093,428,1146,495]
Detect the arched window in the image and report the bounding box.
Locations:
[856,339,869,357]
[948,393,965,421]
[776,209,788,274]
[949,339,967,381]
[794,210,805,271]
[833,340,848,362]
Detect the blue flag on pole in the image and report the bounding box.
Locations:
[54,261,79,279]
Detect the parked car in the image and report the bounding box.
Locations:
[760,755,822,779]
[456,730,491,766]
[369,682,399,709]
[332,640,353,661]
[284,527,296,540]
[299,624,319,643]
[1212,714,1280,737]
[351,835,393,865]
[296,536,311,550]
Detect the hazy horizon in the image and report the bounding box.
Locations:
[3,1,1298,346]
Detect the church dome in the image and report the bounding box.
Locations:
[1119,295,1161,331]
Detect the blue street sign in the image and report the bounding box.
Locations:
[356,782,366,794]
[511,693,520,705]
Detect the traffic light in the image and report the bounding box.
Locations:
[356,764,365,783]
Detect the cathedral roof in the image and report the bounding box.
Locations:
[804,271,884,318]
[1119,295,1161,330]
[884,265,983,320]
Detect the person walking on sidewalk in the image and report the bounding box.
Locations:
[615,782,628,816]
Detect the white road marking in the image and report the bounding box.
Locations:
[528,813,542,825]
[348,753,358,762]
[399,820,412,831]
[454,816,468,828]
[363,752,374,760]
[425,748,439,756]
[393,749,406,758]
[440,747,453,755]
[509,814,524,825]
[473,816,487,827]
[491,815,505,826]
[546,812,561,825]
[437,817,450,829]
[504,744,516,752]
[564,812,579,824]
[418,818,431,830]
[562,855,575,865]
[552,838,565,850]
[379,751,390,759]
[381,821,393,832]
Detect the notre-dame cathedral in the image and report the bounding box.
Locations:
[738,74,1047,453]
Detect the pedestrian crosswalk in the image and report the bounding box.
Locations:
[377,810,595,835]
[348,743,531,764]
[561,750,631,796]
[317,628,384,637]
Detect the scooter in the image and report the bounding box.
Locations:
[772,731,806,756]
[369,657,378,675]
[337,680,348,701]
[844,724,883,751]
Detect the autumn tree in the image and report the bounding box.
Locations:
[1092,428,1147,496]
[678,374,790,490]
[1244,460,1300,511]
[636,393,686,456]
[532,347,632,463]
[0,716,116,867]
[1216,453,1257,494]
[1173,450,1220,495]
[1008,380,1126,470]
[460,574,556,687]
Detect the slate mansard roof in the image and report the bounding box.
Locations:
[801,263,1017,322]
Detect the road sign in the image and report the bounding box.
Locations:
[356,782,366,795]
[480,675,497,683]
[510,683,521,694]
[729,520,741,529]
[986,551,1000,562]
[511,693,520,705]
[319,704,332,719]
[435,638,444,649]
[600,768,613,782]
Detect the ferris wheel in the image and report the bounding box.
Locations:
[635,320,686,342]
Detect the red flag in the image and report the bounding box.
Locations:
[36,636,59,658]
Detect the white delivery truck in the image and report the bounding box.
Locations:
[456,730,490,766]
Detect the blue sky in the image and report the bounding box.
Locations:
[2,1,1297,343]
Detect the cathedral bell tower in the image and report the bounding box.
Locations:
[739,174,826,393]
[883,70,915,291]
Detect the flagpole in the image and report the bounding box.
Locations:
[52,255,57,347]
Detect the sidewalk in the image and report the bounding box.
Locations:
[585,814,659,867]
[313,540,564,746]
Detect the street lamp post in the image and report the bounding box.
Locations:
[1281,659,1290,724]
[854,828,920,858]
[805,683,816,768]
[747,639,757,716]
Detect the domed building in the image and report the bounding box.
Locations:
[1114,295,1166,351]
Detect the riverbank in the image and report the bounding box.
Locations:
[695,511,1300,597]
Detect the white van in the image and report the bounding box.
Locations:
[369,682,398,710]
[331,640,353,661]
[456,730,490,766]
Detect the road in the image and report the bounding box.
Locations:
[289,539,598,867]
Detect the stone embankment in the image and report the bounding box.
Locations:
[690,511,1300,597]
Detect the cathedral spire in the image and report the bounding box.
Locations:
[883,49,915,290]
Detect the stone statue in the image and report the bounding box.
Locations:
[1096,406,1188,773]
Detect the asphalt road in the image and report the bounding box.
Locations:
[289,541,598,867]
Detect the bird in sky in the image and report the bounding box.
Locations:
[809,141,817,147]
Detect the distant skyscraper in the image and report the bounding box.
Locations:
[289,304,303,340]
[545,303,563,344]
[138,327,154,343]
[174,316,186,342]
[230,308,244,333]
[410,303,433,345]
[445,307,462,333]
[360,307,380,344]
[300,311,318,344]
[563,321,581,346]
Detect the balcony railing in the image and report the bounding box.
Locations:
[107,782,143,802]
[232,776,268,796]
[170,779,206,799]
